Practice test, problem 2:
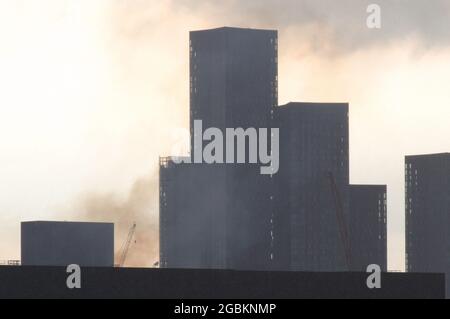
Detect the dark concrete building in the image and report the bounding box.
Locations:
[21,221,114,267]
[272,103,350,272]
[160,27,389,274]
[405,154,450,284]
[349,185,387,271]
[160,27,277,271]
[159,157,272,270]
[159,157,227,269]
[189,27,278,153]
[189,28,277,270]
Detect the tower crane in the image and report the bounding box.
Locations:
[118,222,137,268]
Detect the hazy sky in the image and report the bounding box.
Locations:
[1,0,450,270]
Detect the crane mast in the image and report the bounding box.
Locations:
[118,222,137,268]
[327,172,352,271]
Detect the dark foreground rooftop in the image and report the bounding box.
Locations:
[0,266,445,299]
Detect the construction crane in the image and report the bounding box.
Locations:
[118,222,137,268]
[327,172,352,271]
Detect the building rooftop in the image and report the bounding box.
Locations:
[405,152,450,160]
[22,221,113,225]
[276,102,349,114]
[349,184,387,188]
[190,26,277,34]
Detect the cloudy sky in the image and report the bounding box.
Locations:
[1,0,450,269]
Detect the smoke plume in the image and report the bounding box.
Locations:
[74,173,159,267]
[2,0,450,271]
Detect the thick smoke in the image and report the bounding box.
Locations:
[174,0,450,52]
[74,173,159,267]
[2,0,449,270]
[73,0,450,271]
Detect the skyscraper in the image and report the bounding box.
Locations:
[160,27,389,274]
[189,27,278,154]
[349,185,387,271]
[160,27,277,270]
[405,153,450,296]
[159,158,227,269]
[406,153,450,274]
[272,102,350,271]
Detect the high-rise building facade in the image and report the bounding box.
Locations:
[160,27,388,274]
[159,158,272,270]
[189,27,278,153]
[405,153,450,295]
[159,158,227,269]
[349,185,387,271]
[405,153,450,274]
[272,102,350,271]
[160,27,278,271]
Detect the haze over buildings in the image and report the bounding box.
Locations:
[2,1,450,271]
[160,27,387,272]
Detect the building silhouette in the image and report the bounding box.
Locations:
[272,103,350,271]
[160,159,228,269]
[406,153,450,294]
[349,185,387,271]
[160,27,387,272]
[189,27,278,154]
[21,221,114,267]
[160,27,277,270]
